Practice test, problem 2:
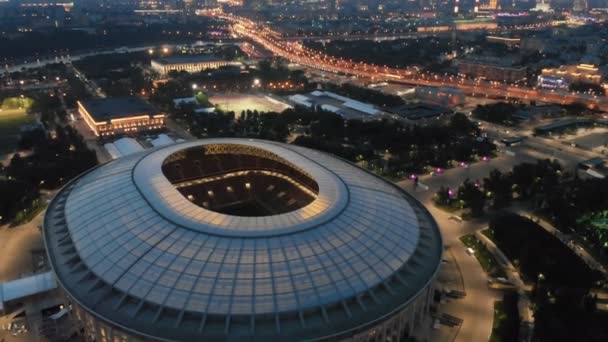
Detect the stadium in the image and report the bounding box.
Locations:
[43,139,442,341]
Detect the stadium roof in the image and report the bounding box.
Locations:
[79,97,161,122]
[43,139,442,341]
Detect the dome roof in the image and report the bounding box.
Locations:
[43,139,442,341]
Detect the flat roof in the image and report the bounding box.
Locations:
[388,104,452,120]
[0,271,56,309]
[152,55,225,65]
[580,157,605,167]
[80,97,161,122]
[535,118,594,132]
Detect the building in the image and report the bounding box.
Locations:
[151,55,238,75]
[388,103,453,121]
[540,64,602,86]
[288,90,385,119]
[456,59,527,83]
[531,0,552,12]
[77,97,165,137]
[43,139,443,342]
[486,35,521,48]
[414,86,465,107]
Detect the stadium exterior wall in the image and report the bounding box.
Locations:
[65,284,435,342]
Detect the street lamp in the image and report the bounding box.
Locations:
[163,47,169,54]
[148,49,154,55]
[192,84,198,90]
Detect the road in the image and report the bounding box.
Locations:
[0,212,45,283]
[480,120,601,170]
[396,155,522,342]
[207,10,608,112]
[400,180,497,342]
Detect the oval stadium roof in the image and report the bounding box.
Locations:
[43,139,442,341]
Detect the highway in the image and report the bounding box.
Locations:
[207,10,608,112]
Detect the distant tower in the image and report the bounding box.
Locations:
[479,0,498,11]
[454,0,459,13]
[474,0,480,13]
[572,0,588,12]
[531,0,552,12]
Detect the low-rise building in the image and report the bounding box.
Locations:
[414,86,465,107]
[288,91,385,119]
[388,103,453,120]
[77,97,165,137]
[540,64,602,85]
[456,58,527,83]
[151,55,238,75]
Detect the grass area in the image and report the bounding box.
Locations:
[0,108,35,154]
[460,234,506,278]
[9,198,45,227]
[211,94,289,113]
[1,96,34,111]
[489,292,520,342]
[482,228,495,241]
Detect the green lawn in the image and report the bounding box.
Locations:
[0,108,35,154]
[1,96,34,110]
[460,234,506,278]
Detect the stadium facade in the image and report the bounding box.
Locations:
[150,56,238,75]
[43,139,442,341]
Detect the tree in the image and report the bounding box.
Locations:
[483,169,513,209]
[449,112,479,136]
[457,179,486,217]
[435,186,451,206]
[511,162,537,198]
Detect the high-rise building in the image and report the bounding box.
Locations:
[572,0,588,12]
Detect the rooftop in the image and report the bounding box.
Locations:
[43,139,442,341]
[79,97,161,122]
[152,55,225,65]
[388,103,452,120]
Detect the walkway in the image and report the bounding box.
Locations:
[402,185,497,342]
[509,207,607,275]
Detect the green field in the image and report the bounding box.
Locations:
[211,94,290,114]
[0,107,35,155]
[1,97,34,111]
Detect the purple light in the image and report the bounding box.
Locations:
[482,156,488,161]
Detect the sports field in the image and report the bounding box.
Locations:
[0,97,35,155]
[210,94,291,114]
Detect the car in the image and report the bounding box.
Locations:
[466,247,475,255]
[448,215,463,223]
